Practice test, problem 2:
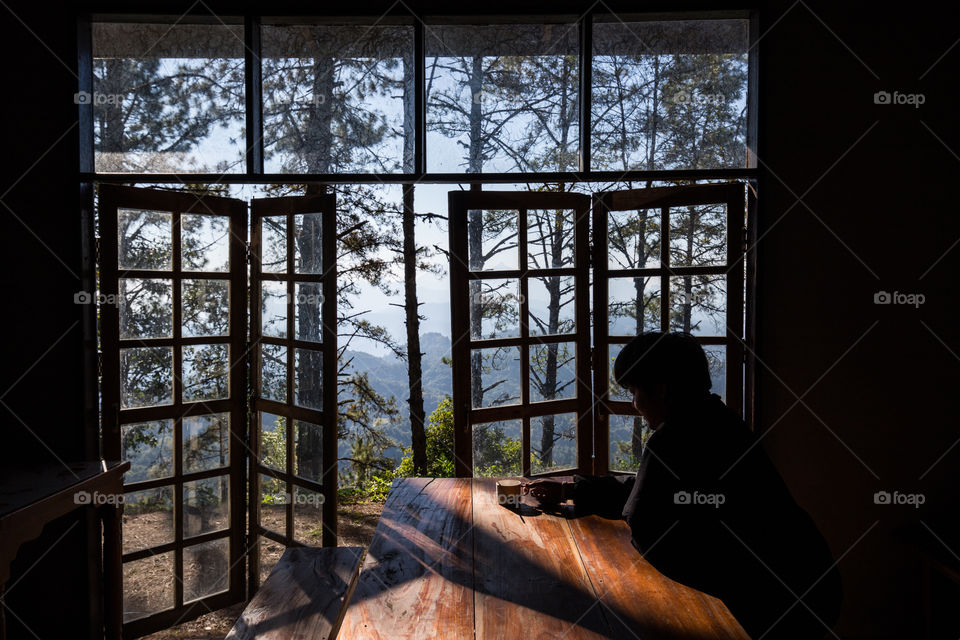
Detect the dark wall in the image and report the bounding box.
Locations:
[0,0,955,638]
[0,0,97,637]
[755,1,958,638]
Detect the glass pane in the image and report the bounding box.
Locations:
[261,344,287,403]
[528,276,575,336]
[184,538,229,602]
[184,476,229,538]
[293,485,325,546]
[122,487,173,554]
[668,275,726,336]
[426,24,579,172]
[183,413,229,473]
[607,208,661,270]
[294,348,323,411]
[607,343,631,402]
[609,276,661,336]
[469,278,520,339]
[260,413,287,471]
[591,19,749,171]
[120,347,173,409]
[261,281,288,338]
[531,413,577,474]
[704,344,727,403]
[471,346,521,409]
[294,213,323,273]
[123,551,174,622]
[467,209,518,270]
[92,23,245,173]
[182,214,230,272]
[295,282,323,342]
[294,420,323,483]
[259,473,287,535]
[261,216,287,273]
[182,279,229,337]
[258,536,283,586]
[117,209,172,271]
[609,413,650,472]
[669,203,727,267]
[530,342,576,402]
[182,344,229,402]
[121,420,173,483]
[261,24,414,173]
[473,419,522,477]
[119,278,172,339]
[527,209,575,269]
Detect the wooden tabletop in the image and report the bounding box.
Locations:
[339,477,749,640]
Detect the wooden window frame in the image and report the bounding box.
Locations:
[591,182,746,476]
[448,191,593,478]
[249,194,339,593]
[99,184,249,637]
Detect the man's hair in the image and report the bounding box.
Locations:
[613,331,712,396]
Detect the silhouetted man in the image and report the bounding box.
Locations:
[527,331,842,639]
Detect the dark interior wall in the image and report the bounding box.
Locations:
[0,1,955,638]
[755,1,958,638]
[0,0,96,637]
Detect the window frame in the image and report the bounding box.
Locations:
[77,8,758,184]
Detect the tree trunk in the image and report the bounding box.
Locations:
[402,186,428,475]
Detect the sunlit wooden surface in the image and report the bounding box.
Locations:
[339,477,749,640]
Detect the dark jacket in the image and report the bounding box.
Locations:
[573,393,842,639]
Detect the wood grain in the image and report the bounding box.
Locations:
[225,546,362,640]
[471,477,611,640]
[338,478,475,640]
[568,514,750,640]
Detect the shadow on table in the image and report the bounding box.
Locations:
[343,478,738,640]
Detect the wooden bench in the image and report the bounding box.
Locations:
[227,546,364,640]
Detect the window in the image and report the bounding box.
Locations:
[81,10,756,636]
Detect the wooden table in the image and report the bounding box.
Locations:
[339,478,749,640]
[0,460,129,640]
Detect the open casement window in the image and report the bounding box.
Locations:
[249,195,338,591]
[449,183,745,477]
[592,182,745,475]
[448,191,593,478]
[99,185,248,636]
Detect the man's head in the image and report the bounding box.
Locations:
[613,331,712,424]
